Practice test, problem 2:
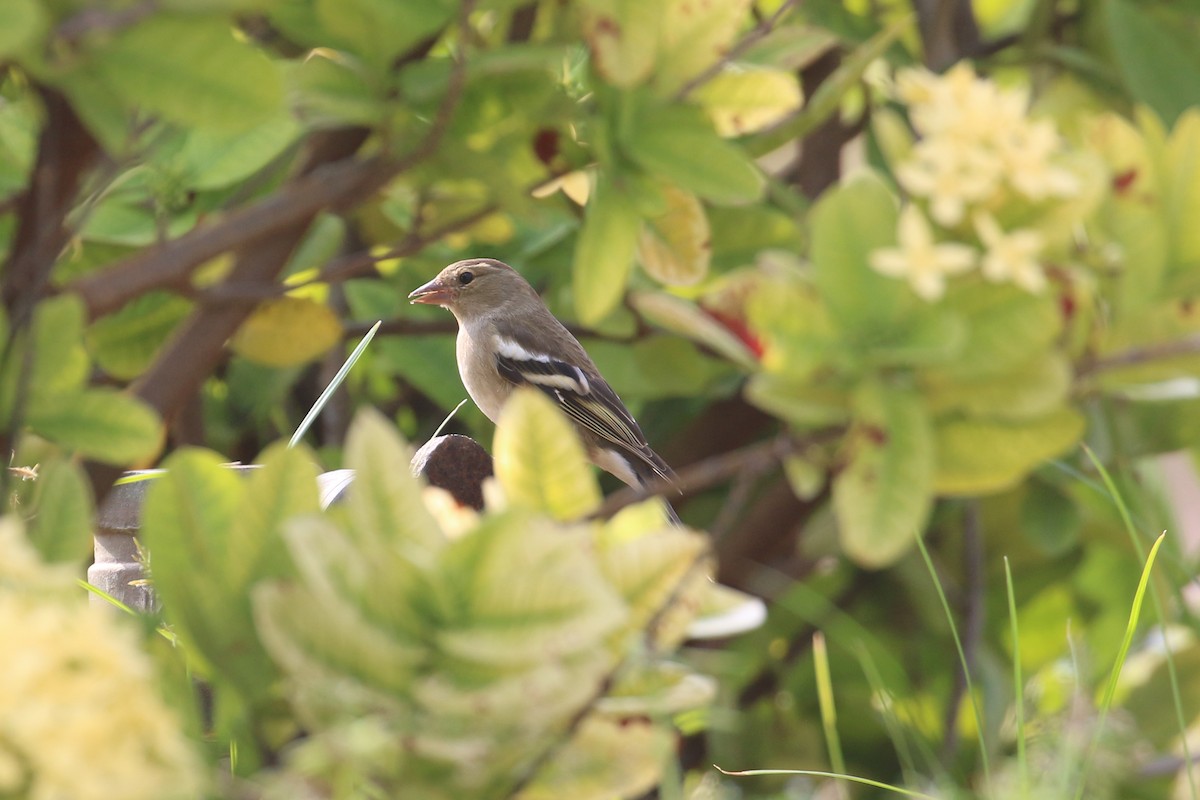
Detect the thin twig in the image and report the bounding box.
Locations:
[590,428,842,521]
[674,0,803,99]
[1078,334,1200,379]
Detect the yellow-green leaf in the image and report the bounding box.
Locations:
[574,173,641,325]
[655,0,753,95]
[0,0,44,57]
[629,291,758,370]
[22,459,93,564]
[493,389,601,520]
[923,353,1072,420]
[580,0,664,88]
[87,291,192,380]
[636,185,711,286]
[934,408,1086,495]
[695,65,803,136]
[230,296,343,367]
[833,384,933,568]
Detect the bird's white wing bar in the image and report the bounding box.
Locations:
[494,334,591,394]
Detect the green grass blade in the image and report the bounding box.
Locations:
[1004,557,1028,799]
[1081,445,1197,800]
[854,643,925,784]
[289,320,381,448]
[915,535,992,789]
[813,632,848,798]
[1072,531,1167,800]
[717,767,939,799]
[77,578,137,614]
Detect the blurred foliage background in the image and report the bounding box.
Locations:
[4,0,1200,797]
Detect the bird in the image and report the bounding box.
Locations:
[408,257,680,521]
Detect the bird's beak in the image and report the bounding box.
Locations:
[408,277,453,306]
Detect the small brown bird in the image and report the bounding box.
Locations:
[409,258,679,517]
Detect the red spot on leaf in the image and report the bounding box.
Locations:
[864,426,888,446]
[701,307,764,359]
[532,128,558,165]
[1113,169,1137,194]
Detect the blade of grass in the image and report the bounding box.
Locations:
[1004,557,1028,799]
[289,320,381,448]
[915,535,992,790]
[432,398,469,439]
[1081,445,1197,800]
[716,767,939,799]
[1071,531,1166,800]
[813,632,849,800]
[853,643,925,783]
[77,578,137,614]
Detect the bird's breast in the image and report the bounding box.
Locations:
[456,329,511,424]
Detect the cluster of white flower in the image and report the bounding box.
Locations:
[870,63,1079,301]
[0,521,203,800]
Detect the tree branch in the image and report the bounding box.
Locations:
[589,428,842,521]
[1078,334,1200,379]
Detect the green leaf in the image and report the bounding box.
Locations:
[316,0,454,66]
[923,353,1072,420]
[623,102,764,205]
[928,283,1062,381]
[810,173,911,338]
[580,0,664,88]
[1105,0,1200,126]
[0,0,44,58]
[285,53,383,127]
[21,458,94,563]
[573,173,641,325]
[628,291,759,370]
[92,17,285,132]
[28,389,161,465]
[1163,109,1200,280]
[933,409,1086,495]
[493,389,601,520]
[229,442,320,587]
[177,114,301,190]
[87,291,192,380]
[1020,480,1081,556]
[745,374,852,427]
[141,450,253,677]
[522,715,673,800]
[832,384,933,568]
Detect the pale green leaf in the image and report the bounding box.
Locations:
[29,389,161,465]
[437,512,626,667]
[285,53,383,127]
[573,173,641,325]
[230,296,343,367]
[580,0,664,88]
[599,661,717,716]
[930,283,1062,380]
[624,103,764,205]
[695,65,803,136]
[636,184,711,286]
[597,506,709,629]
[934,408,1086,495]
[833,384,933,568]
[1164,109,1200,275]
[22,458,93,564]
[520,715,672,800]
[344,408,446,569]
[93,17,285,132]
[493,388,601,520]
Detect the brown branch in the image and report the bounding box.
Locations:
[590,428,842,521]
[940,500,985,763]
[674,0,803,99]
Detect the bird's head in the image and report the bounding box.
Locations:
[408,258,531,317]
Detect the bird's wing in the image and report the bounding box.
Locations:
[491,331,675,485]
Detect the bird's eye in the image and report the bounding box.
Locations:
[458,271,474,285]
